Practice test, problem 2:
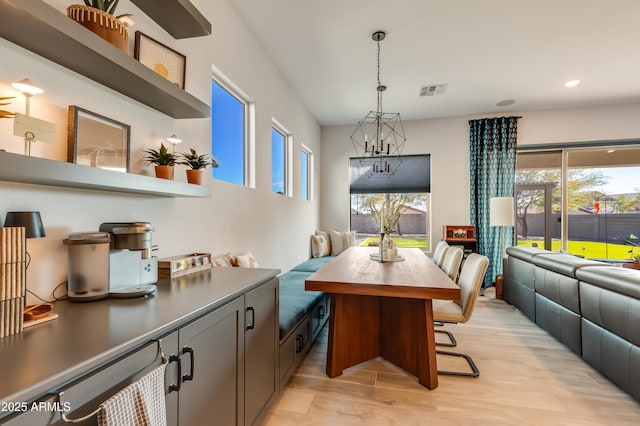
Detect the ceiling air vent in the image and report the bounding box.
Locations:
[419,84,447,97]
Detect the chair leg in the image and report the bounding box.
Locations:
[435,329,457,347]
[436,350,480,378]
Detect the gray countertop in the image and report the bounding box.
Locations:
[0,266,279,407]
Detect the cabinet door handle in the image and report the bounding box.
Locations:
[295,334,304,353]
[182,346,195,382]
[246,306,255,330]
[168,354,181,393]
[318,305,326,318]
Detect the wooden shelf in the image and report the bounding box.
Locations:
[0,152,211,198]
[0,0,210,119]
[131,0,211,39]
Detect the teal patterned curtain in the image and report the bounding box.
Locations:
[469,116,519,287]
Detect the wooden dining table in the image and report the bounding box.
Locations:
[305,246,461,389]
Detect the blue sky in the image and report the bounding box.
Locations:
[211,80,244,185]
[271,128,285,194]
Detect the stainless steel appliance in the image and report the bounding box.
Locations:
[98,222,158,298]
[63,232,111,302]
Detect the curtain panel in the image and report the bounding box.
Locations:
[469,116,519,287]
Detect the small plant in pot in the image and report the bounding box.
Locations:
[178,148,219,185]
[144,143,177,180]
[67,1,133,53]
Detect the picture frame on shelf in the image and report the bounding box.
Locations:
[134,31,186,89]
[67,106,130,173]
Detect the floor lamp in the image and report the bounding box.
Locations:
[490,197,514,275]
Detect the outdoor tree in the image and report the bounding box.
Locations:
[353,193,424,236]
[515,169,608,238]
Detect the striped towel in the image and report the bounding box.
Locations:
[98,364,167,426]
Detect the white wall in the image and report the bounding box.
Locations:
[0,0,321,303]
[320,103,640,252]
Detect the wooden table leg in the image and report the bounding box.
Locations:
[417,299,438,389]
[326,294,380,378]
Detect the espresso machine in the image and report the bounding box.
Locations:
[98,222,158,298]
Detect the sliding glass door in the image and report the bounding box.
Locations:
[516,145,640,261]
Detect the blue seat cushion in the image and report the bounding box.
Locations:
[290,256,335,273]
[279,271,324,339]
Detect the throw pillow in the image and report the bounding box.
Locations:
[236,252,259,268]
[211,252,235,267]
[315,230,332,254]
[329,230,356,256]
[311,234,330,258]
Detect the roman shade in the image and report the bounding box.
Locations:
[349,154,431,194]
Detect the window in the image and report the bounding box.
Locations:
[301,145,312,201]
[516,144,640,261]
[271,121,291,196]
[211,76,248,186]
[349,155,432,250]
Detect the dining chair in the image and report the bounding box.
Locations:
[431,240,449,268]
[432,253,489,377]
[440,246,463,281]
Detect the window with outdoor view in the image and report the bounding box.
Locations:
[349,155,431,250]
[516,145,640,263]
[211,76,248,186]
[271,124,289,195]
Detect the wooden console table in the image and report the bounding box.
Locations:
[305,247,460,389]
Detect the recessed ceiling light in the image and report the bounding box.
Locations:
[607,149,615,154]
[496,99,516,107]
[564,79,581,87]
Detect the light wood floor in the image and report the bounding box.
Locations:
[262,288,640,425]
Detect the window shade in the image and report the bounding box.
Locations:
[349,154,431,194]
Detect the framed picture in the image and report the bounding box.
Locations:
[67,106,131,173]
[134,31,186,89]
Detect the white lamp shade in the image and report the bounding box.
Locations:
[12,78,44,96]
[490,197,514,227]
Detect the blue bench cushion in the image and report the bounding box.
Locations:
[290,256,335,273]
[279,271,324,339]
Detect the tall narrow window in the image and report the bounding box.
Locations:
[211,77,247,186]
[301,146,312,201]
[271,125,287,195]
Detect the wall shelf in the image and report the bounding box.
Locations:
[130,0,212,39]
[0,152,211,198]
[0,0,211,119]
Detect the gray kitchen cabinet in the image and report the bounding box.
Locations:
[244,278,279,425]
[176,295,245,426]
[1,273,280,426]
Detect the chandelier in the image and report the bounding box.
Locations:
[350,31,406,176]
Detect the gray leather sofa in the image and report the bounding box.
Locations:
[504,246,640,401]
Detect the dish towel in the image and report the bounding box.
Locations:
[98,364,167,426]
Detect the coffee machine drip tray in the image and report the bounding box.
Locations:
[109,285,157,299]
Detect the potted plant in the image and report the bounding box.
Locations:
[0,97,16,119]
[178,148,219,185]
[144,143,177,180]
[67,1,132,53]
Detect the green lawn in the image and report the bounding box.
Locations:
[518,240,638,260]
[360,237,427,249]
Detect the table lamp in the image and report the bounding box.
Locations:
[3,211,46,305]
[490,197,514,273]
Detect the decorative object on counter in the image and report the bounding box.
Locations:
[144,143,176,179]
[0,96,16,119]
[67,106,131,172]
[177,148,219,184]
[158,253,212,278]
[0,226,25,338]
[134,31,186,88]
[67,2,132,53]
